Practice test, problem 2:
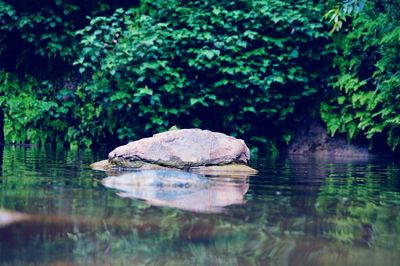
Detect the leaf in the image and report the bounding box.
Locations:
[337,96,346,105]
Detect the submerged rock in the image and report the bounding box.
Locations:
[91,129,257,173]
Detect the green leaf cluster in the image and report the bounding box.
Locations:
[0,0,139,73]
[0,0,335,151]
[71,0,332,147]
[321,0,400,151]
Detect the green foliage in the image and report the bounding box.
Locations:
[0,0,139,73]
[0,71,113,148]
[2,0,400,153]
[324,0,366,33]
[0,72,61,145]
[0,0,333,149]
[0,0,140,148]
[321,0,400,151]
[73,0,332,146]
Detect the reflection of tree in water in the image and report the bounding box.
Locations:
[2,206,398,266]
[1,148,400,265]
[66,158,400,265]
[315,162,400,247]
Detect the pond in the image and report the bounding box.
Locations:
[0,146,400,265]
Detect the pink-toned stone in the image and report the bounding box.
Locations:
[108,129,250,168]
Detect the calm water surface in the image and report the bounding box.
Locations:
[0,146,400,265]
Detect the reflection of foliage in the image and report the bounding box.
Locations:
[65,219,291,265]
[0,146,109,214]
[316,164,400,247]
[2,149,400,264]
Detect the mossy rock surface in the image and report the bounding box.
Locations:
[191,164,258,175]
[90,160,257,175]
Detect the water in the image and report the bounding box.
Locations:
[0,146,400,265]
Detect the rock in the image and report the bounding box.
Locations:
[89,160,112,171]
[90,159,168,171]
[288,121,370,157]
[100,129,256,173]
[191,164,258,175]
[91,160,258,174]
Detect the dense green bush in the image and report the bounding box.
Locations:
[0,0,139,148]
[73,0,332,149]
[0,71,120,148]
[0,0,139,73]
[0,72,59,145]
[321,0,400,151]
[1,0,333,149]
[1,0,400,154]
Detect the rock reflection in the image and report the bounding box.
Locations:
[102,170,249,213]
[0,209,29,228]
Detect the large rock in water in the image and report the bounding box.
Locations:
[91,129,257,173]
[109,128,250,168]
